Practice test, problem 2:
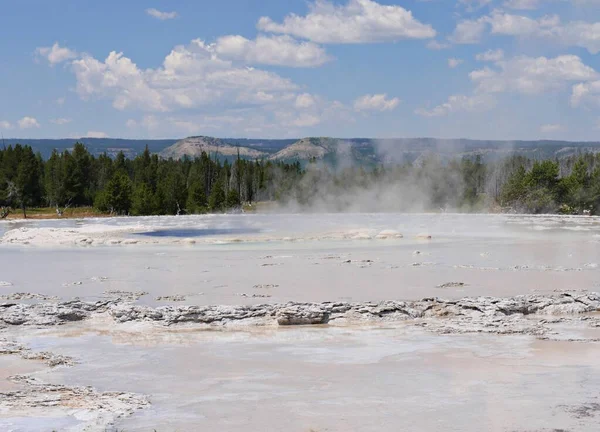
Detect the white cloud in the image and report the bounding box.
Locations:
[125,119,137,128]
[56,97,66,105]
[540,123,565,133]
[448,58,464,68]
[426,40,450,50]
[487,11,561,36]
[415,94,495,117]
[470,55,598,95]
[571,80,600,106]
[35,42,77,65]
[214,34,330,67]
[281,112,322,127]
[0,121,12,130]
[85,131,108,138]
[452,10,600,54]
[295,93,317,109]
[146,8,178,20]
[459,0,493,12]
[133,100,349,137]
[353,94,400,111]
[502,0,600,9]
[71,39,298,112]
[421,54,599,118]
[257,0,436,44]
[503,0,542,9]
[450,17,488,44]
[18,117,40,129]
[50,118,72,125]
[476,49,504,61]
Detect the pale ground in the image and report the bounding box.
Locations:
[1,213,600,431]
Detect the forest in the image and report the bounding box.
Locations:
[1,142,600,217]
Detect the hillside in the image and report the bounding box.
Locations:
[159,136,267,159]
[5,136,600,163]
[269,137,332,160]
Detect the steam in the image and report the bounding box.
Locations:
[277,139,480,213]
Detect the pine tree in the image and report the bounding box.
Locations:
[102,171,132,215]
[131,182,156,216]
[226,189,241,209]
[208,180,226,212]
[15,146,42,218]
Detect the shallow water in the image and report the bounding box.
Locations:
[1,213,600,431]
[0,216,598,304]
[5,323,600,432]
[135,227,263,237]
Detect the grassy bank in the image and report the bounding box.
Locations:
[3,207,109,220]
[2,202,278,220]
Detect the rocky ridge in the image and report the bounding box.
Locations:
[1,293,599,337]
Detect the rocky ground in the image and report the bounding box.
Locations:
[1,291,598,331]
[1,292,599,430]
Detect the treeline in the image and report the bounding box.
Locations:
[1,143,600,217]
[0,143,301,217]
[499,155,600,214]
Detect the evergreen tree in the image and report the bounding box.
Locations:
[186,182,208,213]
[14,146,42,217]
[131,182,156,216]
[100,171,132,215]
[226,189,241,209]
[208,180,226,212]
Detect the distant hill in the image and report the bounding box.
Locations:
[159,136,267,160]
[4,136,600,164]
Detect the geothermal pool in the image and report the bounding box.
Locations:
[0,213,600,431]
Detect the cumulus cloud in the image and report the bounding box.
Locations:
[415,94,495,117]
[540,123,565,133]
[85,131,108,138]
[63,36,354,136]
[571,80,600,107]
[459,0,493,12]
[18,117,40,129]
[35,42,77,65]
[0,120,12,130]
[146,8,178,20]
[214,34,330,67]
[295,93,317,109]
[70,39,298,112]
[470,55,598,95]
[450,17,488,44]
[353,94,400,111]
[476,49,504,61]
[421,53,599,118]
[448,58,464,68]
[426,40,451,50]
[50,118,72,125]
[132,99,348,137]
[451,10,600,54]
[503,0,542,9]
[487,11,561,36]
[257,0,436,43]
[503,0,600,9]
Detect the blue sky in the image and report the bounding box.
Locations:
[1,0,600,140]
